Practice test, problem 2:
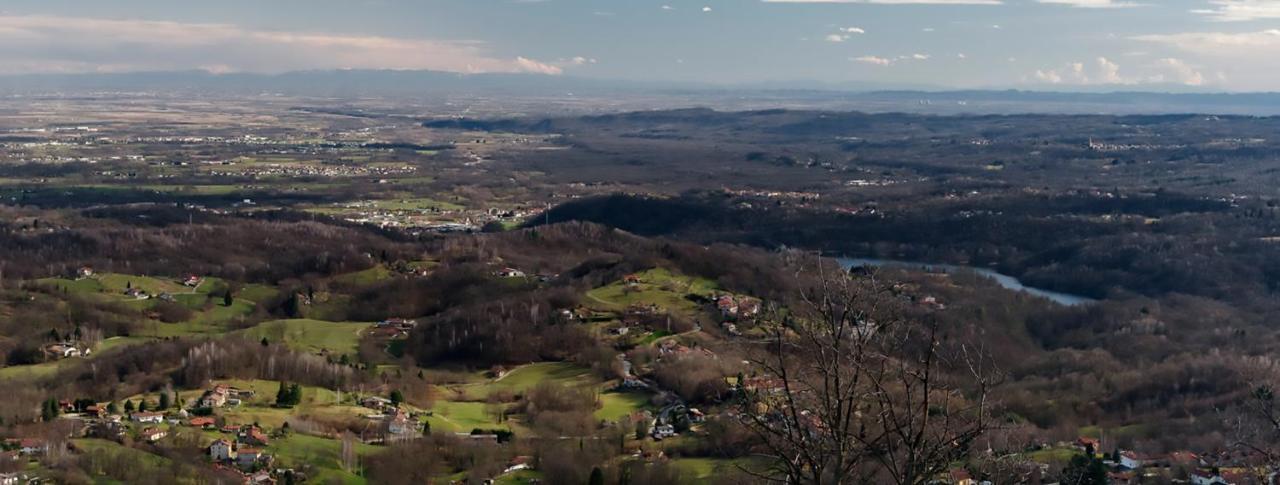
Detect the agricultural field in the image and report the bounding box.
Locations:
[585,267,720,321]
[239,319,372,357]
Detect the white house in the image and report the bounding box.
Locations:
[1190,470,1228,485]
[132,412,164,424]
[209,439,235,461]
[1119,451,1143,470]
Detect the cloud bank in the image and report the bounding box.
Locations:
[0,15,564,75]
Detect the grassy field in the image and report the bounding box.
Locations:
[269,434,378,485]
[585,268,719,320]
[239,319,372,357]
[0,336,154,381]
[459,362,595,399]
[595,391,651,421]
[330,265,394,286]
[426,401,504,434]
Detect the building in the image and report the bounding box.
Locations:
[209,439,236,461]
[140,427,167,443]
[188,417,216,428]
[242,427,270,446]
[360,396,394,410]
[947,469,975,485]
[1119,451,1144,470]
[17,439,46,455]
[387,410,413,435]
[197,386,230,408]
[132,412,165,424]
[652,424,676,440]
[236,449,270,469]
[497,267,526,278]
[1191,470,1228,485]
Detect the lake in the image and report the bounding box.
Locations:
[836,257,1097,307]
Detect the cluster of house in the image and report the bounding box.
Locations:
[1061,437,1276,485]
[358,396,419,438]
[196,384,253,409]
[714,294,761,319]
[208,425,273,472]
[369,318,418,339]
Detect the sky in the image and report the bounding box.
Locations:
[0,0,1278,91]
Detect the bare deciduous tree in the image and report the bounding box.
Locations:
[737,262,997,484]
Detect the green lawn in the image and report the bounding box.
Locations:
[670,457,777,484]
[585,268,719,320]
[426,401,504,434]
[331,265,394,286]
[269,434,377,485]
[240,319,372,357]
[238,284,280,304]
[0,336,154,381]
[595,391,651,421]
[462,362,595,398]
[36,277,103,294]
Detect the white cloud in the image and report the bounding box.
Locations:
[851,55,893,65]
[703,6,713,11]
[1134,29,1280,89]
[0,15,565,75]
[825,26,866,42]
[763,0,1002,4]
[1192,1,1280,21]
[1149,58,1205,86]
[851,53,931,65]
[1036,0,1144,8]
[1029,56,1209,87]
[661,4,674,9]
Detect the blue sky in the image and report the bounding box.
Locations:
[0,0,1278,90]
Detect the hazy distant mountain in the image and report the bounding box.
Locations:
[4,70,1280,115]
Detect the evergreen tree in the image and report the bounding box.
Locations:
[124,400,135,413]
[138,400,149,412]
[422,420,431,437]
[1062,454,1108,485]
[276,381,290,407]
[41,398,58,422]
[389,390,404,407]
[224,292,234,307]
[589,467,605,485]
[107,401,119,414]
[158,392,171,410]
[289,383,303,405]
